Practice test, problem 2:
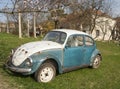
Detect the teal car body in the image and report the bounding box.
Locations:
[6,29,102,82]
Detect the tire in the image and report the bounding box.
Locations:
[92,55,101,69]
[35,62,56,83]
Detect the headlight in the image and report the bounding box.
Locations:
[25,58,33,67]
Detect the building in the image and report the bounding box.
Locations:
[82,10,116,41]
[0,22,15,33]
[91,16,116,41]
[0,23,6,32]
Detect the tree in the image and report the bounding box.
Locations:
[10,0,66,38]
[1,0,112,38]
[58,0,112,34]
[114,17,120,44]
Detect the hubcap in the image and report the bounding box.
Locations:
[94,57,100,67]
[40,67,54,83]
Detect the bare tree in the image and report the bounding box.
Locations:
[114,17,120,45]
[1,0,112,38]
[58,0,112,34]
[9,0,66,38]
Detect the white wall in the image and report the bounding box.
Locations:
[91,16,116,41]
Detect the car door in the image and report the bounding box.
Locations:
[83,36,96,64]
[63,35,85,68]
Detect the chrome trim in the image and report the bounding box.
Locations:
[11,49,14,55]
[5,64,31,73]
[29,57,33,64]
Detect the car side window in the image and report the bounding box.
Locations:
[66,35,83,47]
[85,36,94,46]
[76,36,84,46]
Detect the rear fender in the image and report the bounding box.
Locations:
[90,49,101,66]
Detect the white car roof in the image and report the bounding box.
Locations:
[53,29,90,37]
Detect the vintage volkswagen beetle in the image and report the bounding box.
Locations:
[6,29,102,83]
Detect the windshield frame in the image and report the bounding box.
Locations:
[43,31,67,44]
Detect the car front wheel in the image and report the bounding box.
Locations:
[92,55,101,69]
[35,62,56,83]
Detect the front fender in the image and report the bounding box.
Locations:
[29,52,63,74]
[23,58,46,75]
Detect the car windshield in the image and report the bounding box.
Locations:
[43,31,67,44]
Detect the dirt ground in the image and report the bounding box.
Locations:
[0,63,9,89]
[0,63,17,89]
[0,73,10,89]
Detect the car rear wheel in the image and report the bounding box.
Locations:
[35,62,56,83]
[92,55,101,69]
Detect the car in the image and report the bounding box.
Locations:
[5,29,102,83]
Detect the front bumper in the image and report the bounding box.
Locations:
[5,63,31,73]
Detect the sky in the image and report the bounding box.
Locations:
[0,0,12,22]
[111,0,120,17]
[0,0,120,22]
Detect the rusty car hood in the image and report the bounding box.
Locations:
[12,41,62,66]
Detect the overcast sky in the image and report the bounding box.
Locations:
[0,0,120,22]
[111,0,120,17]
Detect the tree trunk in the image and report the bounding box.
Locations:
[19,13,22,38]
[33,12,37,38]
[27,19,30,37]
[6,14,9,34]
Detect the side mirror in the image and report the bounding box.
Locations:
[65,44,71,48]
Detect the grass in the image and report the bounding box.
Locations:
[0,33,120,89]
